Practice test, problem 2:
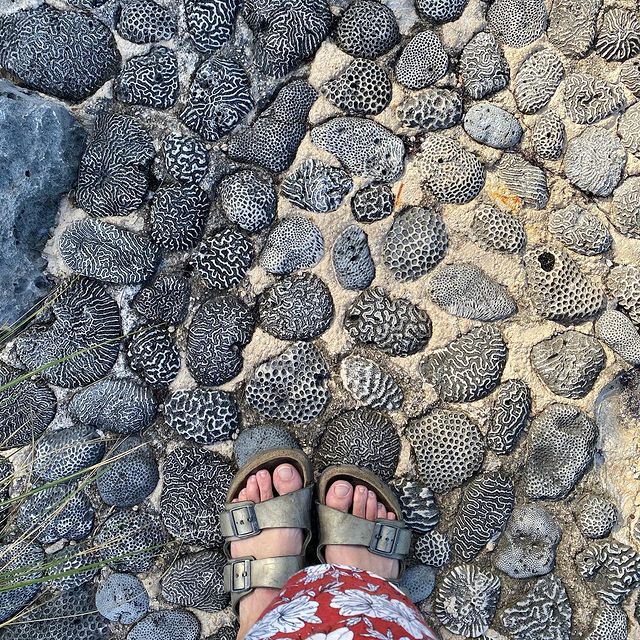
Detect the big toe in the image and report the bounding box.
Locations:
[326,480,354,513]
[273,463,303,496]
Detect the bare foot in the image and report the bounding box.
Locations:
[230,464,304,640]
[324,480,399,580]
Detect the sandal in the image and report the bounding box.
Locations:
[316,464,411,577]
[221,448,314,612]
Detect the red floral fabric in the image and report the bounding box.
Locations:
[245,564,438,640]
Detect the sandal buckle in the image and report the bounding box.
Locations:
[229,504,260,538]
[225,558,252,593]
[369,521,401,556]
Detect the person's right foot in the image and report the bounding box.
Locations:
[324,480,399,580]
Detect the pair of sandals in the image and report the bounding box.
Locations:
[220,449,412,612]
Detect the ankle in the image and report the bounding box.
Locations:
[237,587,279,638]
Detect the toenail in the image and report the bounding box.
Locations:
[334,482,350,497]
[358,486,367,494]
[368,490,375,499]
[258,469,269,478]
[277,465,293,480]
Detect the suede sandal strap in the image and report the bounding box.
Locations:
[220,485,314,541]
[224,555,305,612]
[317,503,411,561]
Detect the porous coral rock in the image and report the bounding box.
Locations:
[332,224,375,291]
[335,0,399,58]
[462,103,522,149]
[470,204,526,253]
[487,0,547,48]
[532,111,566,161]
[96,573,149,624]
[218,170,276,233]
[116,0,175,43]
[595,309,640,366]
[575,494,618,539]
[396,87,463,131]
[395,31,448,90]
[351,183,395,223]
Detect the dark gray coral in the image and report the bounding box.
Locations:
[15,278,121,388]
[150,184,210,251]
[351,183,394,224]
[245,341,330,423]
[132,274,191,326]
[218,170,276,233]
[127,325,180,388]
[422,325,507,403]
[259,272,334,341]
[185,0,240,54]
[97,436,159,507]
[96,572,149,624]
[160,446,233,546]
[345,288,432,356]
[486,379,531,455]
[0,543,44,623]
[60,219,160,284]
[68,376,157,434]
[115,46,178,109]
[389,476,439,534]
[163,136,209,184]
[226,80,317,174]
[332,225,375,291]
[161,550,228,612]
[316,409,401,481]
[0,5,120,102]
[181,56,252,141]
[487,0,547,48]
[165,388,240,445]
[186,295,255,386]
[0,362,56,449]
[117,0,176,43]
[336,0,399,58]
[75,112,155,218]
[191,228,254,289]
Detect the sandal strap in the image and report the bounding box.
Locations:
[317,503,412,561]
[220,485,314,541]
[224,555,305,611]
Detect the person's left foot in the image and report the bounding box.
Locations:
[230,464,304,640]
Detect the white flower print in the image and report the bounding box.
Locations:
[305,628,354,640]
[244,596,321,640]
[329,589,435,639]
[300,563,337,585]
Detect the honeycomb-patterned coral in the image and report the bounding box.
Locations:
[421,325,507,403]
[323,59,392,116]
[524,403,598,500]
[487,0,547,47]
[548,205,611,255]
[335,0,399,59]
[585,603,628,640]
[351,183,394,223]
[530,331,605,399]
[395,31,448,90]
[414,530,451,566]
[340,354,403,411]
[245,341,330,423]
[450,472,515,562]
[218,169,276,233]
[470,204,526,253]
[418,134,485,204]
[383,207,448,281]
[316,408,401,481]
[459,32,509,99]
[259,272,334,341]
[344,287,432,356]
[523,245,605,322]
[428,263,516,321]
[116,0,175,44]
[407,408,485,493]
[514,49,564,114]
[128,610,201,640]
[415,0,468,23]
[496,154,548,209]
[486,379,531,455]
[396,87,463,131]
[575,495,618,539]
[532,111,566,161]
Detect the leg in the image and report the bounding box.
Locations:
[230,463,304,640]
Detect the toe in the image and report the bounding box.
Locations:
[246,475,260,503]
[387,511,396,520]
[257,469,273,501]
[377,502,386,519]
[238,488,248,501]
[326,480,353,512]
[353,485,368,518]
[273,463,302,496]
[366,491,378,520]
